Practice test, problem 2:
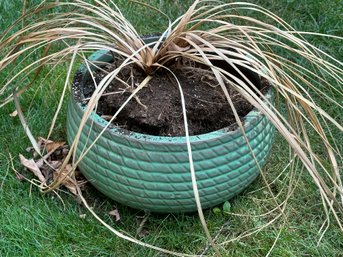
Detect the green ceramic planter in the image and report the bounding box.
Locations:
[67,37,275,213]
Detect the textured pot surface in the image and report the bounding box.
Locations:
[67,43,275,213]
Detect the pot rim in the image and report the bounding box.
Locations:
[73,97,271,144]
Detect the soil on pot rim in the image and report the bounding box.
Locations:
[74,56,269,136]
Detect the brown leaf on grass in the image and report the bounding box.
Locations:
[53,164,78,195]
[37,137,52,145]
[109,208,121,223]
[40,160,62,183]
[45,141,66,153]
[49,146,69,162]
[19,154,46,184]
[25,146,35,153]
[20,138,82,196]
[36,137,65,153]
[9,110,18,117]
[35,141,67,168]
[28,137,53,158]
[48,160,63,170]
[37,137,52,151]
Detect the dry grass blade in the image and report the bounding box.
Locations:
[160,65,222,256]
[13,89,41,156]
[47,43,79,139]
[53,164,78,195]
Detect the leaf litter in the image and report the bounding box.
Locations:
[18,137,151,233]
[18,137,85,196]
[109,206,121,223]
[9,110,18,117]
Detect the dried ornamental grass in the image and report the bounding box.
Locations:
[0,1,342,256]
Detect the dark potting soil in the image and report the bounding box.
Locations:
[75,56,269,136]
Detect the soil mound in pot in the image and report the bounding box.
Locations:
[77,56,269,136]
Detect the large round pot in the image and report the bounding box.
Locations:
[67,37,275,213]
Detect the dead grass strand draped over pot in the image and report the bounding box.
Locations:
[0,0,342,256]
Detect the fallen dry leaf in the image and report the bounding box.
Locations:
[45,141,66,153]
[25,146,35,153]
[35,141,67,168]
[37,137,53,145]
[19,154,46,184]
[19,137,83,197]
[53,164,78,195]
[9,110,18,117]
[36,137,65,153]
[40,160,62,183]
[109,208,121,223]
[36,137,52,154]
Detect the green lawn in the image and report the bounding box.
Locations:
[0,0,342,256]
